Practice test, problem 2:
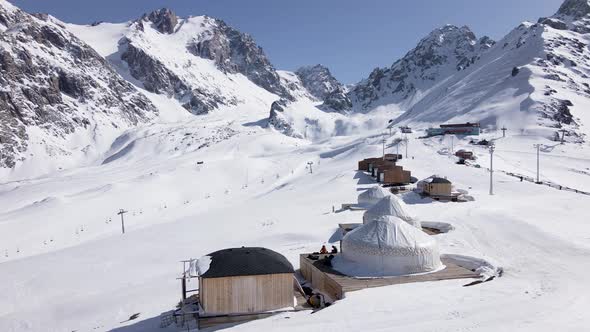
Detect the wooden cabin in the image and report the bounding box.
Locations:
[358,158,381,171]
[373,161,397,178]
[423,177,452,197]
[455,150,475,160]
[199,247,295,317]
[376,164,400,181]
[381,166,412,185]
[370,160,395,177]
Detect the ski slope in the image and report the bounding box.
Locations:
[1,113,590,331]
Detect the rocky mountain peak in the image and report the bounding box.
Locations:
[350,24,492,111]
[556,0,590,18]
[142,8,178,34]
[295,64,342,100]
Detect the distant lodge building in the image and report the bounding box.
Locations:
[426,122,481,137]
[198,247,295,317]
[400,126,413,134]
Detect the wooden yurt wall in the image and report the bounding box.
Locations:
[201,273,293,315]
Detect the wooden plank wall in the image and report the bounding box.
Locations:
[300,256,344,300]
[201,273,293,316]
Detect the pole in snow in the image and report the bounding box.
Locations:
[118,209,128,234]
[559,129,567,144]
[489,144,495,195]
[450,136,454,156]
[382,134,386,160]
[534,144,541,183]
[404,134,409,159]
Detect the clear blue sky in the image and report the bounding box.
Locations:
[10,0,563,83]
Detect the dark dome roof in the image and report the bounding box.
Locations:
[201,247,294,278]
[431,177,452,184]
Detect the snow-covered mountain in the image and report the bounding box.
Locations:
[391,1,590,142]
[349,25,495,113]
[0,0,157,171]
[69,9,292,116]
[351,0,590,142]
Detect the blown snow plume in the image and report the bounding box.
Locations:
[0,1,156,171]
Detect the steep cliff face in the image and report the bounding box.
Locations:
[0,0,156,169]
[295,65,342,100]
[188,18,291,100]
[295,64,351,112]
[350,25,494,112]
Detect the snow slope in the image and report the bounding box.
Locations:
[2,116,590,331]
[1,1,590,332]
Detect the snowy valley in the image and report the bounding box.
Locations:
[1,0,590,331]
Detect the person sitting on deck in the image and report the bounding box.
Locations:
[320,245,328,254]
[331,246,338,254]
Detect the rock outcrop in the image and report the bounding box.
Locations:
[267,99,302,138]
[143,8,178,34]
[295,64,351,112]
[188,18,291,100]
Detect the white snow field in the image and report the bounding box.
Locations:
[1,103,590,331]
[1,2,590,331]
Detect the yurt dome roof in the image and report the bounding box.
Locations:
[200,247,294,278]
[336,216,442,277]
[357,186,390,207]
[362,195,420,228]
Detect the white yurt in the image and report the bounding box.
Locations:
[335,216,443,277]
[362,195,421,228]
[357,186,390,208]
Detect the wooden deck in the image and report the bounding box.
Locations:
[300,254,480,300]
[338,223,442,236]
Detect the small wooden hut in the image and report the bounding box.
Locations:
[199,247,295,317]
[455,150,475,160]
[381,166,411,185]
[423,177,452,197]
[373,161,397,178]
[370,160,395,177]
